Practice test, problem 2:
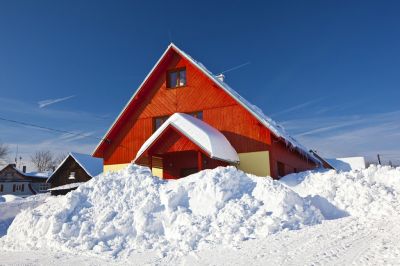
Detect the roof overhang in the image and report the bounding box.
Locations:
[134,113,239,164]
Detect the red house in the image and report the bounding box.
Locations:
[92,43,321,179]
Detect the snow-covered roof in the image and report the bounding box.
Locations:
[69,152,103,177]
[24,171,51,179]
[4,165,51,179]
[47,153,103,182]
[326,157,366,171]
[92,43,320,165]
[135,113,239,164]
[48,182,83,191]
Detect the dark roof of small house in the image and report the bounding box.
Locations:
[47,152,103,183]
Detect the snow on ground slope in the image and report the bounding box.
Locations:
[0,194,49,237]
[281,165,400,219]
[1,165,400,265]
[0,165,322,258]
[2,216,400,265]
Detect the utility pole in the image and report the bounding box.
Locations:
[377,154,381,165]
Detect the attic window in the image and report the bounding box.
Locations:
[68,172,76,180]
[167,68,186,88]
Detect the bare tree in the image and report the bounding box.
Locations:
[30,150,54,172]
[0,142,9,160]
[53,152,68,168]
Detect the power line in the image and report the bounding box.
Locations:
[0,115,110,144]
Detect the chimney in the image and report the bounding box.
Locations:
[216,74,225,82]
[23,165,27,173]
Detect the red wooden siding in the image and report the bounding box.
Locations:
[98,47,318,178]
[162,151,228,179]
[148,127,201,155]
[103,51,271,165]
[269,136,317,178]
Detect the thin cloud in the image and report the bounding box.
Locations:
[38,95,76,108]
[271,97,325,117]
[284,110,400,164]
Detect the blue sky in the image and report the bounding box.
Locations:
[1,0,400,169]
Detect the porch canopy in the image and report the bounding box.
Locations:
[134,113,239,177]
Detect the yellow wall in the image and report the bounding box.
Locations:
[104,163,163,177]
[103,163,130,173]
[152,167,163,178]
[237,151,270,177]
[104,152,270,178]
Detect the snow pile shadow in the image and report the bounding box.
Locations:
[1,165,322,257]
[281,165,400,219]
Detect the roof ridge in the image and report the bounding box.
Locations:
[92,44,321,165]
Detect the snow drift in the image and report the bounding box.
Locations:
[3,164,400,259]
[281,165,400,219]
[0,194,48,237]
[1,165,322,257]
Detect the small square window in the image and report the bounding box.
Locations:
[167,68,186,88]
[68,172,76,180]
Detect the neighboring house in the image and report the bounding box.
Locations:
[326,157,366,171]
[92,43,322,179]
[0,164,50,196]
[46,152,103,195]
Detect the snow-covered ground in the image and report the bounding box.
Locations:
[0,193,49,237]
[0,164,399,265]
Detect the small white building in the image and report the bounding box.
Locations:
[326,157,366,171]
[0,164,50,196]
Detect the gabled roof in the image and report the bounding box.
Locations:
[134,113,239,164]
[47,152,103,183]
[0,164,50,180]
[92,43,321,164]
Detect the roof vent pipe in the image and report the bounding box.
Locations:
[216,74,225,82]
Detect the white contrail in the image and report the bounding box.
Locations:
[271,97,324,117]
[38,95,76,108]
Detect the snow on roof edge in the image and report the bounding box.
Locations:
[173,44,320,164]
[69,152,103,177]
[47,153,103,183]
[92,43,321,165]
[134,113,239,164]
[91,43,175,156]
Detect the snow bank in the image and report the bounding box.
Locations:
[0,195,23,203]
[1,165,322,257]
[0,194,48,237]
[281,165,400,219]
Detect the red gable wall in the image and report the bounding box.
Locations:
[101,51,272,165]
